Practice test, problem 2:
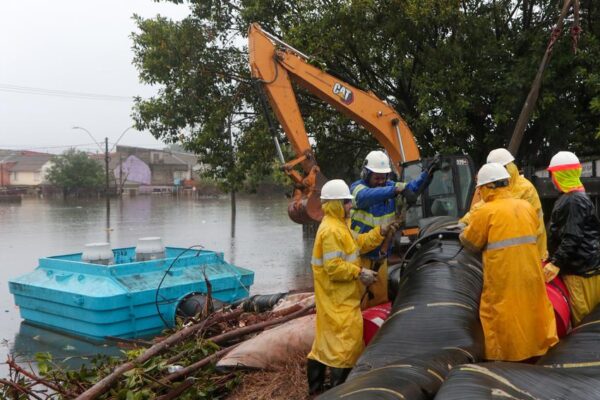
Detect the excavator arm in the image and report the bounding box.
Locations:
[249,23,474,226]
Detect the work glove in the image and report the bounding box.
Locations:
[381,220,402,237]
[401,188,418,206]
[359,268,378,286]
[543,262,560,283]
[424,154,442,175]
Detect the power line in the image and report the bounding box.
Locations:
[0,142,100,150]
[0,83,133,102]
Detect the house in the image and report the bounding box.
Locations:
[115,146,203,193]
[1,152,53,188]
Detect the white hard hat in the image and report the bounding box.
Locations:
[364,150,392,173]
[547,151,581,171]
[476,163,510,187]
[320,179,354,200]
[486,148,515,166]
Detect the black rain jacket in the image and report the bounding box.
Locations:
[548,191,600,276]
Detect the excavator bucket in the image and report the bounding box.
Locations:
[287,170,328,224]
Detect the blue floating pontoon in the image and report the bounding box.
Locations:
[8,247,254,340]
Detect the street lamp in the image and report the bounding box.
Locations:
[72,126,103,152]
[72,126,110,197]
[111,126,135,195]
[110,126,134,152]
[72,126,111,242]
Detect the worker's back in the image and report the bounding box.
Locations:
[463,192,557,361]
[483,196,538,253]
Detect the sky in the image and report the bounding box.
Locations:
[0,1,191,154]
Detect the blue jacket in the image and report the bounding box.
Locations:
[350,171,427,259]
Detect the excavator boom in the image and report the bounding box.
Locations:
[249,23,474,227]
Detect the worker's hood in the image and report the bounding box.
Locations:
[506,162,519,188]
[480,186,512,203]
[322,199,346,220]
[551,168,584,193]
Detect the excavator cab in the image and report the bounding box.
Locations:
[400,155,476,229]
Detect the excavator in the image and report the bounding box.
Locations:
[248,23,477,234]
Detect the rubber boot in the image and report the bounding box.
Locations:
[307,359,326,395]
[330,367,352,388]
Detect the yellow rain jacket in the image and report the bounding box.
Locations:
[460,187,558,361]
[461,162,547,258]
[308,200,385,368]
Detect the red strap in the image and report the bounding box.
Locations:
[547,163,581,171]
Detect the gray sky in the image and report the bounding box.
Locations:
[0,1,191,154]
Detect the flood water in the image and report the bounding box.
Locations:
[0,195,314,376]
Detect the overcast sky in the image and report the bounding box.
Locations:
[0,1,191,154]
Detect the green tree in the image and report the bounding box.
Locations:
[132,0,600,189]
[45,149,104,197]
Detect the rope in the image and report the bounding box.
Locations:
[570,0,582,53]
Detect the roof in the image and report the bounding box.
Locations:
[8,154,53,172]
[116,145,198,166]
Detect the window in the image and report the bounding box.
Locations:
[34,172,41,182]
[10,171,17,181]
[173,171,187,180]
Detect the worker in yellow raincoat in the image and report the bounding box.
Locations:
[461,148,547,259]
[460,163,558,361]
[544,151,600,326]
[307,179,400,395]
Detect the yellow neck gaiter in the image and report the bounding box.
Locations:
[551,168,584,193]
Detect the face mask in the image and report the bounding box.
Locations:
[551,169,584,193]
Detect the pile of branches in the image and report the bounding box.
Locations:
[0,302,314,400]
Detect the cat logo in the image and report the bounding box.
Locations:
[333,83,354,105]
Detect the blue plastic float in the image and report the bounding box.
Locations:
[8,246,254,340]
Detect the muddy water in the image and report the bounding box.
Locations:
[0,195,314,375]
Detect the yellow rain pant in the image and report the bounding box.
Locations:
[562,274,600,326]
[308,200,384,368]
[460,187,558,361]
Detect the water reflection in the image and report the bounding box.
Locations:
[0,195,314,376]
[12,322,123,369]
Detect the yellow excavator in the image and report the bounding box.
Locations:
[248,23,476,235]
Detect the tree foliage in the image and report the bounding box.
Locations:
[45,149,104,195]
[132,0,600,188]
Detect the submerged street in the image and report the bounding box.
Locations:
[0,195,313,375]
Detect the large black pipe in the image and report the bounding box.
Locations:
[319,218,484,399]
[435,304,600,399]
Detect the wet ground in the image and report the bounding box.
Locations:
[0,195,314,376]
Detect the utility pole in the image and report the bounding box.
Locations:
[119,153,123,196]
[105,137,111,243]
[105,137,110,196]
